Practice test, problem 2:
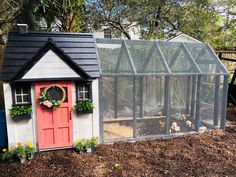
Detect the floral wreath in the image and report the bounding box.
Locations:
[39,84,66,109]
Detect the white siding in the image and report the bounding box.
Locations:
[22,50,80,79]
[3,83,37,149]
[169,34,202,43]
[72,79,100,141]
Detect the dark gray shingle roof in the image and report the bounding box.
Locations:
[1,31,100,81]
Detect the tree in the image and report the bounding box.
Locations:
[137,0,182,39]
[0,0,29,44]
[36,0,85,32]
[87,0,140,39]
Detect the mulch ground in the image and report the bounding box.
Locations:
[0,115,236,177]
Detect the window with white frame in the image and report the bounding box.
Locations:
[104,28,112,39]
[77,83,91,101]
[12,84,31,105]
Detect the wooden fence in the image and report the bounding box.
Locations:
[216,50,236,82]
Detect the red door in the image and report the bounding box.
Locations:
[35,82,73,150]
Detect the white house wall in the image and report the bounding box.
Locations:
[22,50,80,79]
[72,79,100,141]
[3,83,37,149]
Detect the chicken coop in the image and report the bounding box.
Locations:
[96,39,228,142]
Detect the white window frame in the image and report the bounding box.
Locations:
[15,87,30,104]
[78,85,89,101]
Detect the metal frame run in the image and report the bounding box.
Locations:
[96,38,229,143]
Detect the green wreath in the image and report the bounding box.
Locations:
[38,84,66,109]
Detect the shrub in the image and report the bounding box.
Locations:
[14,142,26,159]
[25,142,37,156]
[74,137,99,153]
[1,148,14,160]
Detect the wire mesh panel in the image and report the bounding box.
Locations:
[135,76,166,137]
[185,43,228,74]
[199,75,224,127]
[169,76,195,133]
[199,75,215,126]
[102,76,134,141]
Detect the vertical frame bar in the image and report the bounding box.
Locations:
[191,76,197,118]
[186,76,192,114]
[195,75,202,131]
[140,76,144,118]
[214,75,220,126]
[220,75,229,130]
[98,78,104,143]
[133,76,137,139]
[114,76,118,118]
[164,76,171,135]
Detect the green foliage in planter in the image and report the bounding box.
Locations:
[9,105,32,117]
[73,99,94,112]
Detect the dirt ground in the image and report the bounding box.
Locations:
[0,112,236,177]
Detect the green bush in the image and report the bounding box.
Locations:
[73,100,94,112]
[1,148,14,160]
[74,137,98,153]
[9,105,32,117]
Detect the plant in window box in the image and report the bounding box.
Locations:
[73,99,94,114]
[9,105,32,121]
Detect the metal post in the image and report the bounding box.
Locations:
[191,76,197,118]
[98,78,104,143]
[186,76,192,114]
[195,75,202,131]
[140,77,144,118]
[114,76,118,118]
[220,75,229,130]
[164,76,171,135]
[133,76,137,139]
[214,75,220,126]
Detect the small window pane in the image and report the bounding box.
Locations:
[22,88,28,94]
[79,92,83,99]
[16,96,22,103]
[15,88,21,94]
[84,92,89,99]
[23,95,29,102]
[79,86,84,92]
[63,87,68,103]
[47,86,64,100]
[84,85,89,91]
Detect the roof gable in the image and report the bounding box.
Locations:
[167,33,202,43]
[22,49,81,79]
[13,38,90,80]
[1,31,100,81]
